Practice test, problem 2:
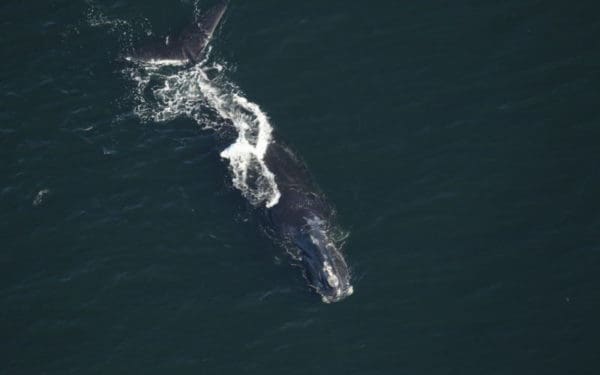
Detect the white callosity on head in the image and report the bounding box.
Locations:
[306,216,353,301]
[309,232,341,289]
[322,261,340,288]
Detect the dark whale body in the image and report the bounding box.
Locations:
[262,142,353,302]
[130,1,353,302]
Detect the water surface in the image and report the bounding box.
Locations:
[1,1,599,374]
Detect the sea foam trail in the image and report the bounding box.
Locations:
[126,60,281,208]
[87,2,280,208]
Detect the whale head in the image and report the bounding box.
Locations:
[291,216,353,303]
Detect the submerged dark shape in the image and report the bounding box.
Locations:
[130,0,229,65]
[262,142,353,303]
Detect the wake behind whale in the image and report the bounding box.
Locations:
[127,58,281,208]
[119,1,353,303]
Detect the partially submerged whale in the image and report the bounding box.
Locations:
[263,142,353,302]
[129,1,353,302]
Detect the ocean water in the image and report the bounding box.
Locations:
[1,1,599,374]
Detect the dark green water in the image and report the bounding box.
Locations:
[2,1,600,374]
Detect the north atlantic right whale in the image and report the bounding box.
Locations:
[262,142,353,303]
[128,0,353,303]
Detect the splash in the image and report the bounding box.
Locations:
[86,2,280,208]
[125,59,281,208]
[85,1,151,49]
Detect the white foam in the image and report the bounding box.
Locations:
[33,189,50,207]
[125,60,280,208]
[85,1,150,49]
[125,57,189,67]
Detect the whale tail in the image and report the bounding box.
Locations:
[129,0,229,65]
